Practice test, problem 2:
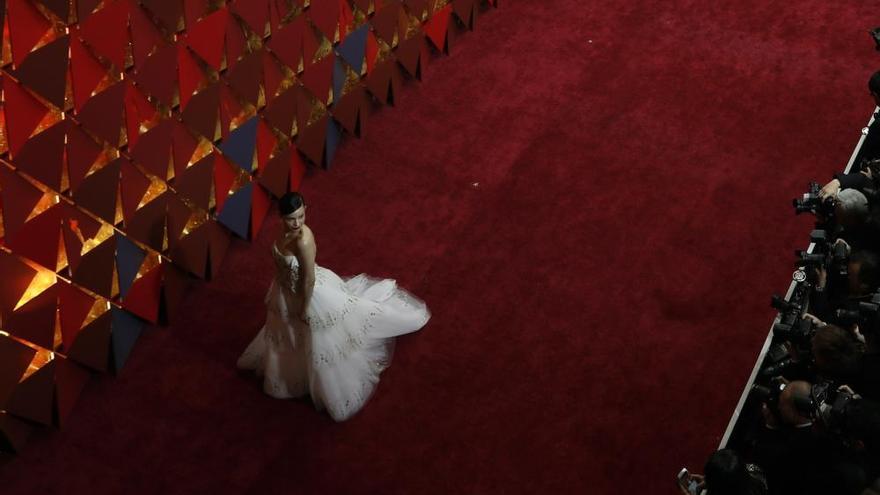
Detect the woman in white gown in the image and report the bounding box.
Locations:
[237,192,430,421]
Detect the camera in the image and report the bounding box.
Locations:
[794,381,857,431]
[835,291,880,335]
[793,182,836,219]
[871,27,880,51]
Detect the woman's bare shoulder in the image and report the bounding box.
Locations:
[296,226,316,250]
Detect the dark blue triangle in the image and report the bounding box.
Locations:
[333,58,346,105]
[218,117,259,172]
[217,182,252,238]
[111,307,143,373]
[115,233,146,299]
[325,118,341,169]
[336,24,368,74]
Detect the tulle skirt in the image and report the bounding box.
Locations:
[237,265,430,421]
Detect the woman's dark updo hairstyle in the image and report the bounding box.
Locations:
[279,192,305,216]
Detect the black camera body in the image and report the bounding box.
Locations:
[794,381,858,431]
[836,292,880,336]
[793,182,836,220]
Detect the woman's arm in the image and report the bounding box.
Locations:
[294,231,317,321]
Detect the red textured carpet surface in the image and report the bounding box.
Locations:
[2,1,879,493]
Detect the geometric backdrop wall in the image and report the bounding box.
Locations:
[0,0,496,453]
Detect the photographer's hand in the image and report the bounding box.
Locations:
[814,266,828,289]
[819,179,841,199]
[802,312,827,328]
[761,402,781,429]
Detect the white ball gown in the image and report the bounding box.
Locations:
[237,243,430,421]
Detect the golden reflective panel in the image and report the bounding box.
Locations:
[81,299,110,329]
[14,266,56,311]
[24,191,58,222]
[137,173,168,209]
[79,223,114,256]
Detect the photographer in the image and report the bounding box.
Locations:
[820,71,880,200]
[753,381,831,495]
[810,248,880,323]
[678,449,767,495]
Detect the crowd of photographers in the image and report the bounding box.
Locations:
[679,70,880,495]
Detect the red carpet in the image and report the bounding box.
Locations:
[2,1,878,493]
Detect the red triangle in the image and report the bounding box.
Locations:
[71,235,116,297]
[262,50,284,103]
[175,153,214,210]
[7,203,62,270]
[7,0,53,68]
[396,32,425,79]
[301,53,334,104]
[130,119,173,179]
[296,115,328,166]
[0,252,38,325]
[66,309,110,371]
[60,203,102,275]
[119,159,152,226]
[5,283,57,349]
[184,0,209,27]
[225,12,247,69]
[166,194,191,249]
[180,83,220,139]
[124,81,158,150]
[185,7,227,69]
[371,3,401,45]
[6,358,56,425]
[171,121,199,179]
[262,86,297,136]
[66,124,102,193]
[308,0,338,40]
[69,33,110,113]
[140,0,184,33]
[11,35,69,108]
[169,222,207,277]
[4,76,51,157]
[125,192,167,251]
[134,43,178,107]
[80,0,130,69]
[178,44,206,111]
[255,119,277,174]
[219,84,246,141]
[77,81,126,147]
[227,50,263,106]
[338,0,354,39]
[366,31,379,73]
[424,4,451,52]
[55,357,90,427]
[258,146,289,197]
[230,0,269,37]
[13,120,66,191]
[250,183,271,238]
[77,0,101,24]
[0,166,44,244]
[38,0,71,22]
[57,280,97,351]
[129,1,166,70]
[294,85,316,134]
[123,265,162,323]
[213,153,237,213]
[267,15,306,70]
[72,160,121,225]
